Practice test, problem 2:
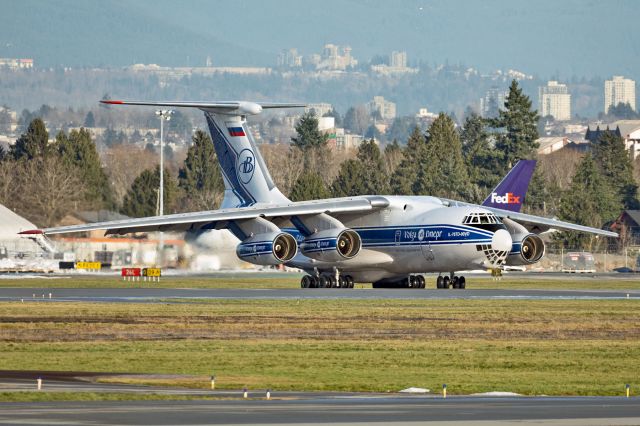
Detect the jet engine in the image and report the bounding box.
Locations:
[501,218,545,266]
[506,233,545,265]
[300,228,361,262]
[236,232,297,266]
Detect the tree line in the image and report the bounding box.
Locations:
[0,80,636,249]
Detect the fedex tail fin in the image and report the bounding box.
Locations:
[101,100,304,208]
[482,160,536,212]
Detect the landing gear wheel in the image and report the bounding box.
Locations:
[301,275,311,288]
[459,276,466,289]
[442,276,450,289]
[338,276,346,288]
[408,276,416,288]
[452,276,460,289]
[320,275,330,288]
[416,275,425,289]
[310,276,319,288]
[436,276,444,289]
[345,275,354,288]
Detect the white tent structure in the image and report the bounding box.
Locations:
[0,203,55,271]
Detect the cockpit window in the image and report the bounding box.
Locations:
[463,212,505,232]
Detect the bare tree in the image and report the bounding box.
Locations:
[14,157,86,227]
[102,145,157,206]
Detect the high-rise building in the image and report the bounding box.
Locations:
[305,103,333,117]
[277,48,302,68]
[480,87,507,118]
[604,76,636,113]
[367,96,396,120]
[390,51,407,68]
[538,81,571,121]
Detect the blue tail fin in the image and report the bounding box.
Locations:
[203,111,290,208]
[482,160,536,212]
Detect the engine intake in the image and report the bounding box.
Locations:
[506,233,545,265]
[236,232,297,266]
[300,228,361,262]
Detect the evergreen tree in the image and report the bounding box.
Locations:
[291,111,328,150]
[289,172,331,201]
[332,140,389,197]
[54,128,114,208]
[592,130,638,209]
[413,113,470,199]
[489,80,539,173]
[121,167,177,218]
[390,127,426,195]
[460,112,502,201]
[178,130,224,210]
[558,154,618,249]
[607,102,638,119]
[84,111,95,127]
[10,118,49,160]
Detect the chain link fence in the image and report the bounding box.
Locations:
[538,242,640,273]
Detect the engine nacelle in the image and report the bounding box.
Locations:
[300,228,361,262]
[506,233,545,265]
[236,232,297,266]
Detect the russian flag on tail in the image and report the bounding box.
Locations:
[227,126,246,137]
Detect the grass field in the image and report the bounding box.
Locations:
[1,272,640,290]
[0,298,638,398]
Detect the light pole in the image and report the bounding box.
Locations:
[155,110,173,266]
[155,110,174,216]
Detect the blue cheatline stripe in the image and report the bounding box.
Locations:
[239,251,273,257]
[204,112,255,207]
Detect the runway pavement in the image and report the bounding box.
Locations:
[0,395,639,425]
[0,287,639,303]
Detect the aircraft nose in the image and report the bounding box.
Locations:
[492,229,512,252]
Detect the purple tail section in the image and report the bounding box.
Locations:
[482,160,537,212]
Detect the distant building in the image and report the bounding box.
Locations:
[313,44,357,71]
[367,96,396,120]
[0,107,17,133]
[480,87,507,118]
[371,50,418,75]
[305,103,333,117]
[0,58,34,70]
[416,108,438,120]
[390,51,407,68]
[536,137,571,155]
[334,128,364,150]
[605,76,636,114]
[539,81,571,121]
[277,48,302,68]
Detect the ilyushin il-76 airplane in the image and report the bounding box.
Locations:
[23,100,618,289]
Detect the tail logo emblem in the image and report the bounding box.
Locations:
[238,149,255,184]
[490,192,521,204]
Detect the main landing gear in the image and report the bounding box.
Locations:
[436,273,466,289]
[371,275,426,289]
[300,274,354,289]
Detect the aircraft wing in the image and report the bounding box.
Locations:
[484,207,618,237]
[23,196,389,236]
[441,198,617,237]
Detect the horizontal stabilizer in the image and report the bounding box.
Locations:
[100,100,305,115]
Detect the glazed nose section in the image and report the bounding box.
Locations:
[492,229,512,252]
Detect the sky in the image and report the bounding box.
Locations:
[0,0,639,79]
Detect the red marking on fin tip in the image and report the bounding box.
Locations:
[18,229,43,235]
